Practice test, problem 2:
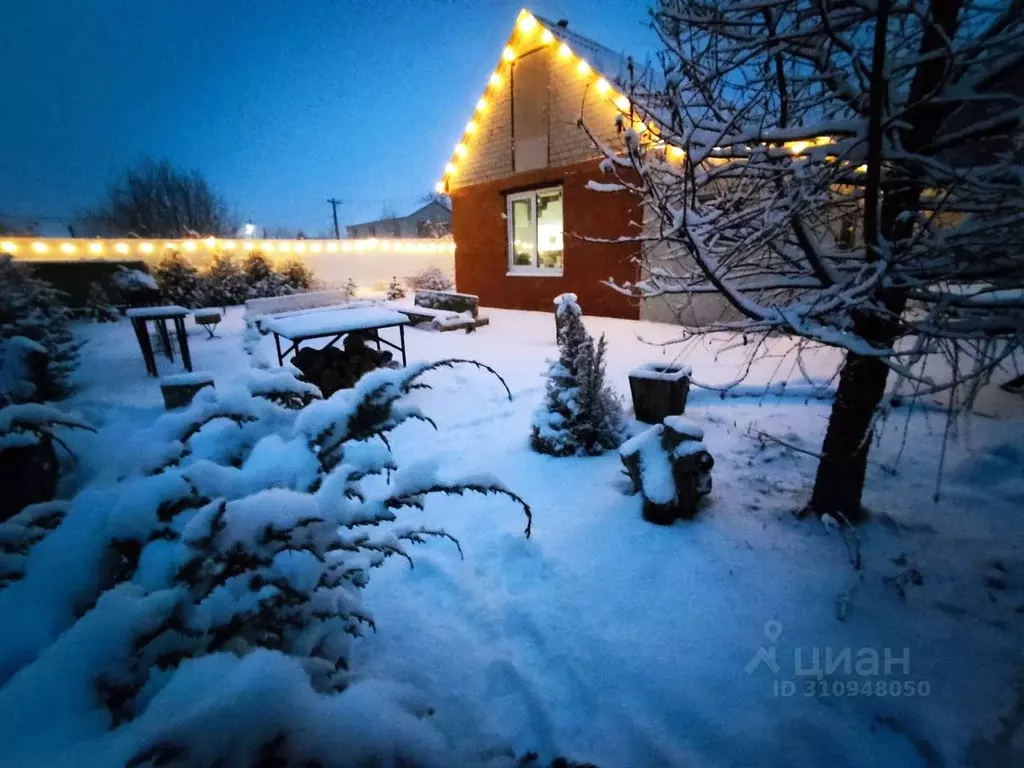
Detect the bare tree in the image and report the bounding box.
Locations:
[593,0,1024,520]
[79,158,235,238]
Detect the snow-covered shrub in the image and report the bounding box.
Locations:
[410,266,453,292]
[0,500,68,586]
[83,282,121,322]
[112,266,159,294]
[200,251,248,308]
[343,277,359,299]
[278,258,315,293]
[242,251,289,299]
[532,294,623,456]
[154,250,203,308]
[386,275,407,300]
[0,255,79,403]
[0,361,526,763]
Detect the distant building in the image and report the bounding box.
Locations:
[346,200,452,239]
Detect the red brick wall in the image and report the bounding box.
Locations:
[451,160,641,319]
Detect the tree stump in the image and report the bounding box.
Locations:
[620,416,714,524]
[160,372,215,410]
[628,363,692,424]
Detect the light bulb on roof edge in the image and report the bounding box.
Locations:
[455,143,467,157]
[489,72,501,87]
[576,60,591,76]
[476,98,487,111]
[465,120,477,133]
[596,78,610,94]
[435,181,445,194]
[518,14,537,33]
[502,46,515,61]
[541,29,554,44]
[558,43,572,59]
[615,95,630,111]
[445,162,457,175]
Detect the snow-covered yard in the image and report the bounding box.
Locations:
[3,306,1022,767]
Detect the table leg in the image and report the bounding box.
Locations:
[399,324,406,367]
[274,333,283,366]
[158,319,174,361]
[133,318,158,377]
[175,318,193,372]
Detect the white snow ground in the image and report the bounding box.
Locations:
[10,306,1024,766]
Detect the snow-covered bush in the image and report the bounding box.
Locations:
[200,251,248,308]
[343,277,359,299]
[386,275,407,300]
[410,266,453,292]
[242,251,289,299]
[154,250,203,308]
[110,266,160,309]
[83,282,120,322]
[278,258,315,293]
[532,294,623,456]
[0,361,527,764]
[0,255,79,403]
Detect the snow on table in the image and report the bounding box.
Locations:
[125,305,190,319]
[261,307,410,340]
[629,361,692,381]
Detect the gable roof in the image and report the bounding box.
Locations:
[435,9,653,194]
[347,200,451,231]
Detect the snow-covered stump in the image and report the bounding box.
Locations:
[160,372,215,410]
[620,416,713,524]
[628,363,691,424]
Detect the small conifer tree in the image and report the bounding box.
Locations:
[531,293,623,456]
[202,251,248,308]
[385,276,406,300]
[154,250,203,308]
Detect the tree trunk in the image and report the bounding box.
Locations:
[809,351,891,522]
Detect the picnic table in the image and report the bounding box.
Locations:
[125,305,192,377]
[260,307,411,367]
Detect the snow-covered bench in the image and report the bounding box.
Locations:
[384,290,489,333]
[244,289,354,319]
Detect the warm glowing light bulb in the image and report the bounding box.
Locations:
[787,141,810,154]
[635,121,648,133]
[140,242,154,254]
[310,242,322,253]
[856,164,868,173]
[559,43,572,59]
[445,162,457,175]
[596,78,610,95]
[615,95,630,111]
[61,242,76,254]
[576,60,591,76]
[435,181,445,194]
[489,72,501,88]
[182,241,196,253]
[295,242,306,253]
[465,120,477,134]
[502,46,515,62]
[326,241,338,253]
[32,242,48,253]
[204,237,216,248]
[541,29,554,44]
[223,240,236,250]
[0,241,17,252]
[244,241,256,251]
[262,242,275,252]
[455,143,467,157]
[279,241,291,252]
[518,14,537,33]
[115,242,130,254]
[88,242,103,254]
[667,145,685,161]
[476,97,487,112]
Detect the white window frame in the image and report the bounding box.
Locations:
[506,186,563,277]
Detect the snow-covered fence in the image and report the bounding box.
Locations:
[1,237,455,290]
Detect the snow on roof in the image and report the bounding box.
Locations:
[532,14,640,93]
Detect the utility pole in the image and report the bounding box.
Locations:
[326,198,342,239]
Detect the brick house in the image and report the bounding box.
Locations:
[437,11,646,319]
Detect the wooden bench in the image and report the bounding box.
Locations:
[386,290,490,333]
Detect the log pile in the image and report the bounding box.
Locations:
[292,332,396,397]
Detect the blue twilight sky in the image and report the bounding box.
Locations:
[1,0,659,236]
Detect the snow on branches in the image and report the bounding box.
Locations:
[0,359,528,763]
[532,294,624,456]
[586,0,1024,516]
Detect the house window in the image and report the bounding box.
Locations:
[507,186,563,275]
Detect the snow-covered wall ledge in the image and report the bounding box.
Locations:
[1,237,455,290]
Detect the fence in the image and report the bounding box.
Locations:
[1,236,456,290]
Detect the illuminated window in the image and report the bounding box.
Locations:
[506,186,563,276]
